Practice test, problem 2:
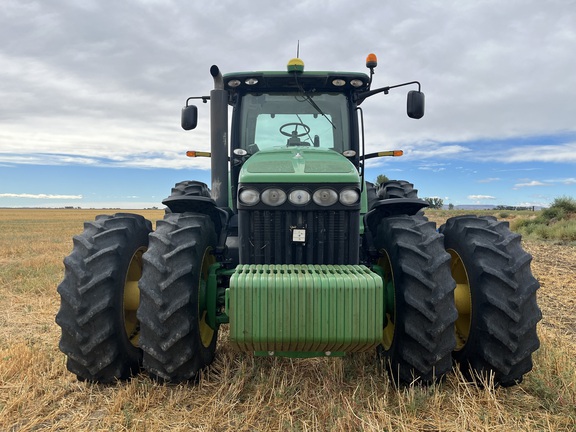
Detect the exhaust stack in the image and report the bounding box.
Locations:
[209,65,229,207]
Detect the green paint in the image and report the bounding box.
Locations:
[227,264,383,354]
[206,263,233,328]
[239,147,360,184]
[254,351,345,358]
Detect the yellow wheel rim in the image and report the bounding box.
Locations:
[123,247,146,347]
[199,248,216,348]
[199,310,213,348]
[447,249,472,351]
[378,251,396,351]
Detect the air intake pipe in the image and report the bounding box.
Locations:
[209,65,229,208]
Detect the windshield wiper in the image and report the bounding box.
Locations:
[295,75,336,129]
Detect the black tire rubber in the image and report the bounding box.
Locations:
[377,180,418,199]
[366,181,379,211]
[439,215,541,387]
[374,215,457,384]
[56,213,152,382]
[138,212,218,382]
[164,181,212,214]
[169,180,211,198]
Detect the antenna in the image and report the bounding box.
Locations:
[297,40,300,58]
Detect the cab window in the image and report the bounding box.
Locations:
[239,93,350,153]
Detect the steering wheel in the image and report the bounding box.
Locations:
[279,122,311,137]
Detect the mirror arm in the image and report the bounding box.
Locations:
[355,81,421,103]
[186,96,210,106]
[389,80,421,92]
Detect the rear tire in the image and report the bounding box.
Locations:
[138,212,218,382]
[439,215,541,386]
[169,180,211,198]
[374,215,457,384]
[377,180,418,199]
[56,214,152,382]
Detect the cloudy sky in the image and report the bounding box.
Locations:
[1,0,575,208]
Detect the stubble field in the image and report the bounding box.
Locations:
[0,208,575,431]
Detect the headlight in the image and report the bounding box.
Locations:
[339,189,360,205]
[313,188,338,206]
[288,189,311,205]
[239,188,260,206]
[261,188,287,206]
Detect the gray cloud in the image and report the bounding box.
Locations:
[1,0,575,168]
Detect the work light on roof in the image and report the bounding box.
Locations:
[245,78,259,85]
[228,79,241,87]
[350,79,364,88]
[332,79,346,87]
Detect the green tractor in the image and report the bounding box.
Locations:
[56,55,541,386]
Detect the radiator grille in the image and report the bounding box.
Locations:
[239,209,359,265]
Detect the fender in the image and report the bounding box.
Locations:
[162,195,230,255]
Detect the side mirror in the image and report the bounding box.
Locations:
[181,105,198,130]
[407,90,425,119]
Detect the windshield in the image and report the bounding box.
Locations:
[238,93,350,153]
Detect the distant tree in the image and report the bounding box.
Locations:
[541,196,576,221]
[448,203,454,210]
[424,197,444,209]
[550,196,576,213]
[374,174,390,187]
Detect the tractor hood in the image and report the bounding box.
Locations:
[238,147,360,184]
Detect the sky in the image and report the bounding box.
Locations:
[1,0,575,209]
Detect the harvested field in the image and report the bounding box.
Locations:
[0,209,575,431]
[524,242,576,349]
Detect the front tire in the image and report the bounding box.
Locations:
[56,213,152,382]
[374,215,457,384]
[439,215,541,386]
[138,212,218,382]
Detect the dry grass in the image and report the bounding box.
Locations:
[1,209,575,431]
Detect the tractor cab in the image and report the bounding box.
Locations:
[224,64,370,160]
[182,57,425,211]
